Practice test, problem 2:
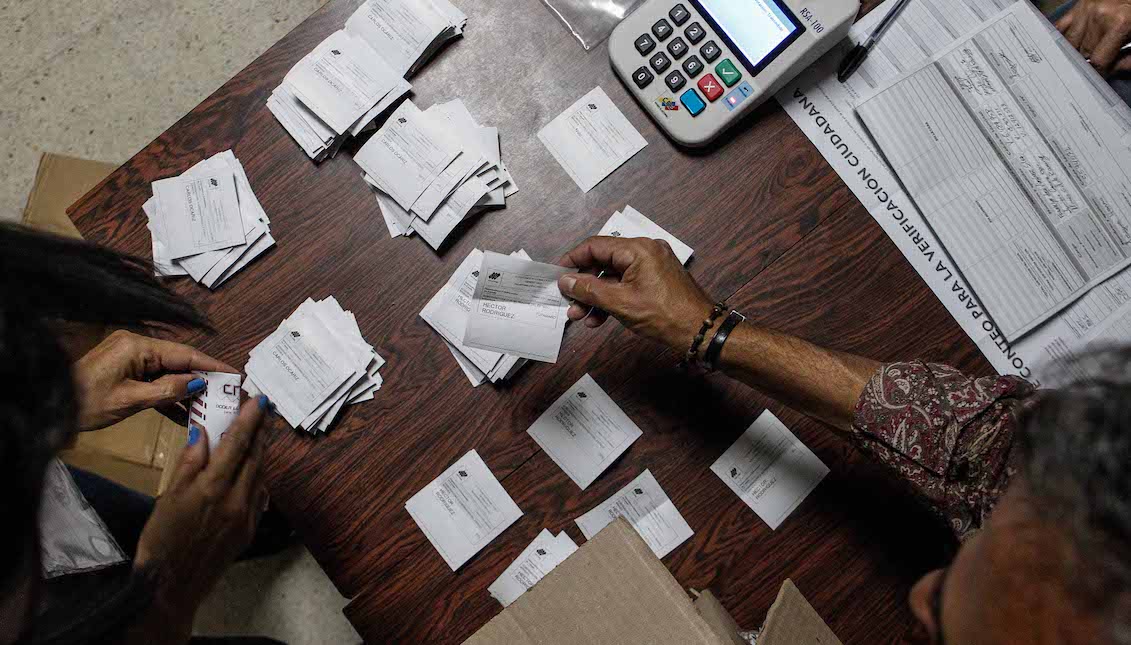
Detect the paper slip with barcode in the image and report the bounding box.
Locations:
[599,205,694,265]
[406,449,523,571]
[538,86,647,193]
[575,469,693,559]
[528,374,642,490]
[188,371,242,451]
[488,529,578,607]
[711,410,829,530]
[244,297,385,434]
[462,252,574,363]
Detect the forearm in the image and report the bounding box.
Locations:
[711,322,880,430]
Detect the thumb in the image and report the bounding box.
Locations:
[171,422,209,490]
[559,273,623,312]
[122,373,202,410]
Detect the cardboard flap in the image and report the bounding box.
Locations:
[693,590,747,645]
[463,518,728,645]
[758,579,842,645]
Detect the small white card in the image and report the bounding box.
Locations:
[487,529,578,607]
[599,206,694,265]
[575,469,692,559]
[528,374,642,490]
[355,100,460,210]
[152,171,245,259]
[462,252,573,363]
[537,86,647,193]
[188,371,242,451]
[406,450,523,571]
[710,410,829,530]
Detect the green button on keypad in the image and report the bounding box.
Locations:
[714,59,742,87]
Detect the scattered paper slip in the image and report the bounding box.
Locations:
[488,529,578,607]
[599,205,693,265]
[188,371,242,452]
[243,297,385,434]
[145,150,275,288]
[406,450,523,571]
[462,252,574,363]
[538,86,647,193]
[528,374,642,490]
[710,410,829,530]
[575,469,693,559]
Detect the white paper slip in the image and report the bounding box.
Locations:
[528,374,642,490]
[345,0,466,78]
[406,450,523,571]
[488,529,578,607]
[151,172,245,259]
[462,252,574,363]
[355,100,460,210]
[599,205,694,265]
[575,469,692,559]
[188,371,243,452]
[710,410,829,530]
[537,86,647,193]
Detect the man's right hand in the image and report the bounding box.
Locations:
[1057,0,1131,76]
[557,236,715,351]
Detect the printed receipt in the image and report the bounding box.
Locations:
[538,86,647,193]
[710,410,829,530]
[152,171,244,260]
[462,252,573,363]
[406,450,523,571]
[575,469,693,559]
[188,371,242,451]
[528,374,643,490]
[488,529,578,607]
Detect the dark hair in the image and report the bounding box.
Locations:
[0,223,207,589]
[1020,348,1131,645]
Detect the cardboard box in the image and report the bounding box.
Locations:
[464,518,841,645]
[22,152,185,497]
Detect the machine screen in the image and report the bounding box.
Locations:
[694,0,804,74]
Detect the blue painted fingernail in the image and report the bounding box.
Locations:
[187,378,206,395]
[187,425,201,446]
[257,395,270,410]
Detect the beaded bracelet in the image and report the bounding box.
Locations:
[680,302,728,368]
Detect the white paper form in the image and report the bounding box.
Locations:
[268,84,337,159]
[345,0,464,78]
[537,86,647,193]
[528,374,642,490]
[710,411,829,530]
[575,469,693,559]
[406,450,523,571]
[151,171,245,260]
[599,205,694,265]
[188,371,242,452]
[355,100,460,210]
[421,249,508,374]
[856,3,1131,341]
[413,176,492,250]
[463,252,574,363]
[777,0,1131,381]
[488,529,578,607]
[285,30,401,135]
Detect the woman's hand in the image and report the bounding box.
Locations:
[557,236,715,351]
[127,396,269,644]
[1057,0,1131,76]
[73,330,234,431]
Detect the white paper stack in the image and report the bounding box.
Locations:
[144,150,275,289]
[243,297,386,435]
[359,98,519,250]
[267,0,466,161]
[421,249,531,387]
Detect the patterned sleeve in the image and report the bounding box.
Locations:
[851,361,1035,539]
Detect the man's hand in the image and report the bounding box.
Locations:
[557,236,715,351]
[1058,0,1131,76]
[127,396,270,644]
[73,330,234,431]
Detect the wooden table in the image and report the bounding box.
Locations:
[69,0,994,641]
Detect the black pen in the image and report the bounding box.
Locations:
[838,0,914,83]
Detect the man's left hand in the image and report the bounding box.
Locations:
[1058,0,1131,76]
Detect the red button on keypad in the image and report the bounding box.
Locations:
[697,74,724,102]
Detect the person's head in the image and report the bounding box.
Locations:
[0,223,206,644]
[908,349,1131,644]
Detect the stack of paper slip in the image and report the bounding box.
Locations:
[488,529,578,607]
[358,98,519,250]
[243,297,386,435]
[144,150,275,289]
[600,205,694,265]
[420,249,532,386]
[267,0,466,162]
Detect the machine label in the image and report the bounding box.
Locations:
[798,7,825,34]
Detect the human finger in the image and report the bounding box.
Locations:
[230,424,265,513]
[170,424,209,491]
[1056,9,1073,34]
[1065,10,1091,51]
[120,373,204,411]
[136,336,235,376]
[205,396,267,485]
[558,272,627,316]
[583,310,610,328]
[1090,22,1131,75]
[1116,53,1131,73]
[558,236,644,274]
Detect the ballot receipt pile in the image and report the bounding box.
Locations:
[145,150,275,288]
[268,0,466,161]
[357,98,519,251]
[243,297,386,434]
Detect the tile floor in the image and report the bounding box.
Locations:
[2,0,360,642]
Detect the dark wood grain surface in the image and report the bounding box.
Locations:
[69,0,993,642]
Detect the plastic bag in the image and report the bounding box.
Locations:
[541,0,645,50]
